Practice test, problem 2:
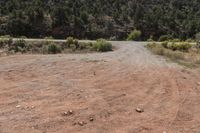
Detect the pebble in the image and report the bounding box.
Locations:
[78,121,86,126]
[89,117,94,122]
[136,108,144,113]
[63,110,74,116]
[16,105,21,108]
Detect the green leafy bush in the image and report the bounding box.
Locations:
[66,37,74,47]
[93,39,112,52]
[127,30,141,41]
[167,42,192,52]
[43,43,61,54]
[159,35,172,42]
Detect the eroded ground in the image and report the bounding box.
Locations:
[0,42,200,133]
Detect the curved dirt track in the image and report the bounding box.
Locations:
[0,41,200,133]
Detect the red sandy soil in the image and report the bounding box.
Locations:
[0,42,200,133]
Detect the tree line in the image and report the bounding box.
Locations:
[1,0,200,40]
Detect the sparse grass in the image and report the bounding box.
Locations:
[92,39,112,52]
[147,42,200,68]
[0,38,113,56]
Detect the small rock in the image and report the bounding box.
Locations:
[63,110,74,116]
[163,131,167,133]
[89,117,94,122]
[78,121,86,126]
[136,108,144,113]
[93,72,96,75]
[16,105,21,108]
[197,82,200,86]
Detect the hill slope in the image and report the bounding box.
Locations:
[1,0,200,39]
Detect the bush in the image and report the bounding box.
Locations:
[167,42,192,52]
[93,39,112,52]
[159,35,172,42]
[66,37,74,47]
[43,43,61,54]
[161,41,168,48]
[9,39,28,53]
[147,35,154,42]
[44,36,54,40]
[195,32,200,41]
[186,39,194,42]
[127,29,141,41]
[0,38,13,48]
[170,38,181,42]
[0,35,11,39]
[196,41,200,49]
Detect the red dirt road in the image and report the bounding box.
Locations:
[0,42,200,133]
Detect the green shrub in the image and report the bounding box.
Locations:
[170,38,181,42]
[93,39,112,52]
[186,39,194,42]
[159,35,172,42]
[9,39,28,53]
[195,32,200,41]
[66,37,74,47]
[161,41,168,48]
[0,35,11,39]
[127,29,141,41]
[0,38,13,48]
[167,42,192,52]
[43,43,61,54]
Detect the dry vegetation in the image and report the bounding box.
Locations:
[0,37,112,56]
[146,41,200,67]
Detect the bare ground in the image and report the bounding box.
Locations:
[0,41,200,133]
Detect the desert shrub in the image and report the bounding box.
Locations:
[93,39,112,52]
[159,35,172,42]
[127,29,141,41]
[43,43,61,54]
[196,41,200,49]
[170,38,181,42]
[44,36,54,40]
[147,42,185,60]
[147,35,154,42]
[0,38,13,48]
[66,37,74,47]
[161,41,168,48]
[161,42,192,52]
[195,32,200,41]
[78,42,92,50]
[0,35,11,39]
[9,39,28,53]
[186,39,194,42]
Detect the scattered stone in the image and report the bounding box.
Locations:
[16,105,21,108]
[163,131,167,133]
[89,117,94,122]
[62,110,74,116]
[136,108,144,113]
[93,72,96,75]
[197,82,200,86]
[78,121,86,126]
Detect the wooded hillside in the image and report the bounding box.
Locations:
[1,0,200,40]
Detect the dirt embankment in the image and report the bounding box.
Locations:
[0,41,200,133]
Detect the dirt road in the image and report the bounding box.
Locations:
[0,41,200,133]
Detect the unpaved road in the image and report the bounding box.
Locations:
[1,41,200,133]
